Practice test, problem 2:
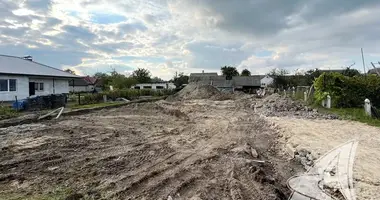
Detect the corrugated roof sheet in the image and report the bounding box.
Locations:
[0,55,79,78]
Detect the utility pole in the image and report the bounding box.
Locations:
[361,48,366,75]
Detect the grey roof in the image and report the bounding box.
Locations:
[190,73,218,77]
[368,68,380,75]
[0,55,79,78]
[233,76,262,87]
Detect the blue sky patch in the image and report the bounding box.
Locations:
[91,13,127,24]
[255,50,273,57]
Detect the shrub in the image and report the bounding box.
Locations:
[80,89,175,105]
[314,73,380,108]
[0,106,19,120]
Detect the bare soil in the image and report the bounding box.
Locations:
[0,99,302,200]
[270,117,380,200]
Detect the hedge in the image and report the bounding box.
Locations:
[81,89,174,105]
[314,73,380,108]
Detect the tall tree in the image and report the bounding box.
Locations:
[132,68,151,83]
[64,68,76,75]
[108,70,137,89]
[267,68,289,89]
[173,72,189,88]
[221,66,239,80]
[343,67,361,77]
[151,76,165,83]
[241,69,251,76]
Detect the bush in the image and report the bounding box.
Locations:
[0,106,19,120]
[314,73,380,108]
[80,89,175,105]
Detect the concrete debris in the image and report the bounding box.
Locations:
[251,147,259,158]
[295,149,315,169]
[254,94,339,119]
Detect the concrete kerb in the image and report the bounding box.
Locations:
[0,96,167,128]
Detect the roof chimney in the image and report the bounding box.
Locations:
[23,55,33,61]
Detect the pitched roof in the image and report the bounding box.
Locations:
[368,68,380,75]
[190,72,218,77]
[0,54,79,78]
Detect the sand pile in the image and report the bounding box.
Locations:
[167,84,232,101]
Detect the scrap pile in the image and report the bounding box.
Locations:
[254,93,338,119]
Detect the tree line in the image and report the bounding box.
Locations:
[64,68,189,90]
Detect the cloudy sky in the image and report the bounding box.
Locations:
[1,0,380,80]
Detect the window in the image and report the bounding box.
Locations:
[134,86,140,89]
[156,86,164,89]
[143,86,152,89]
[0,79,17,92]
[9,79,16,91]
[0,79,8,91]
[34,82,44,91]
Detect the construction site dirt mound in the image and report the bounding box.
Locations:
[166,84,232,101]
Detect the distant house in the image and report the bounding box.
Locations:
[131,82,176,90]
[189,72,219,83]
[260,75,274,88]
[0,55,79,102]
[368,68,380,75]
[189,71,272,90]
[69,76,100,92]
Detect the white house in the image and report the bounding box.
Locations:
[131,82,176,90]
[0,55,79,102]
[260,75,274,88]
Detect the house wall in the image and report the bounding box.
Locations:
[0,74,29,101]
[29,78,69,96]
[131,83,176,90]
[260,76,274,88]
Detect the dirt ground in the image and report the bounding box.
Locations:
[270,117,380,200]
[0,99,302,200]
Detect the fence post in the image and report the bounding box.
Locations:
[284,90,286,97]
[292,87,295,97]
[304,91,307,102]
[326,95,331,109]
[103,95,107,103]
[15,96,19,111]
[364,99,371,116]
[78,93,81,105]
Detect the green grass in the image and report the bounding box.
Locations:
[319,107,380,127]
[0,106,19,120]
[69,102,126,109]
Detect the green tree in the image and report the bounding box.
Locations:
[173,73,189,88]
[241,69,251,76]
[343,67,361,77]
[221,66,239,80]
[64,68,76,75]
[151,76,165,83]
[105,70,138,90]
[132,68,151,83]
[267,68,289,89]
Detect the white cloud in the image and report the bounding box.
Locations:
[0,0,380,78]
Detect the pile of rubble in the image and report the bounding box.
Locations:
[254,94,339,119]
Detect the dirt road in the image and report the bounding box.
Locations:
[0,99,301,200]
